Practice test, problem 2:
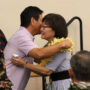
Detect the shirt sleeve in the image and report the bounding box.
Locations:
[45,52,67,71]
[17,34,38,55]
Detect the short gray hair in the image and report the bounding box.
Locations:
[70,50,90,81]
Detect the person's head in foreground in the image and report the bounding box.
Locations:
[40,13,68,42]
[69,50,90,89]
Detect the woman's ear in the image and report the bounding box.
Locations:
[68,69,75,82]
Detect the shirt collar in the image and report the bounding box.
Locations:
[74,81,90,89]
[19,26,34,40]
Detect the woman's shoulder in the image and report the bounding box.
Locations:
[54,51,71,59]
[57,51,71,55]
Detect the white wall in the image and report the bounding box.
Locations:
[0,0,90,90]
[0,0,90,50]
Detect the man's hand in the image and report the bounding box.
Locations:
[11,57,26,67]
[60,40,72,49]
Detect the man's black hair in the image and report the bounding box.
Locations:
[20,6,43,27]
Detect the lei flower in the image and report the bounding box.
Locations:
[31,37,74,77]
[39,37,74,66]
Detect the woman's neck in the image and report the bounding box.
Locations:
[48,37,54,43]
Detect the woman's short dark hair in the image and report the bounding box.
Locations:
[20,6,43,27]
[42,13,68,38]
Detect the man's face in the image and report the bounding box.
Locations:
[34,14,42,34]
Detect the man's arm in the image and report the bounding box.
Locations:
[11,58,53,76]
[24,63,53,76]
[28,40,71,60]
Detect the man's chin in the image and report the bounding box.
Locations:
[37,31,41,34]
[41,36,46,40]
[37,33,41,35]
[35,32,41,35]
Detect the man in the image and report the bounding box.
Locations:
[4,6,71,90]
[69,50,90,90]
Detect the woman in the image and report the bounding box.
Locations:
[11,13,73,90]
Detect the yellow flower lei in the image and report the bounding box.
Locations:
[39,37,74,66]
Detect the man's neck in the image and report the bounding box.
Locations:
[26,26,36,36]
